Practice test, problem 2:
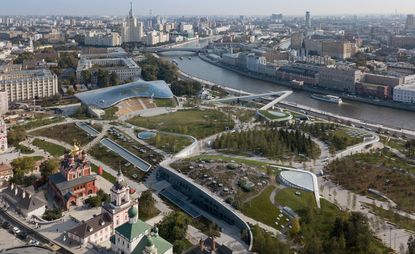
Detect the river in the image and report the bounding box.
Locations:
[160,39,415,131]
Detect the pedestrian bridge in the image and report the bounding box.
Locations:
[206,91,293,107]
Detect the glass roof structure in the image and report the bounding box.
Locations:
[75,80,173,109]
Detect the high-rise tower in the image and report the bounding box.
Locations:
[306,11,311,29]
[121,2,144,43]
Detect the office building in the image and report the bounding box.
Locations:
[405,14,415,30]
[0,65,58,102]
[179,23,193,33]
[391,35,415,49]
[0,90,8,115]
[0,118,6,153]
[76,48,141,83]
[321,40,355,59]
[393,84,415,103]
[143,31,169,46]
[305,11,311,29]
[85,32,122,47]
[291,32,304,50]
[319,67,363,93]
[121,3,144,43]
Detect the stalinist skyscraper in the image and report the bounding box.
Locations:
[121,2,144,43]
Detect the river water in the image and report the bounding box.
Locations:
[160,39,415,131]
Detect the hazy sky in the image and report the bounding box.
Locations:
[1,0,415,16]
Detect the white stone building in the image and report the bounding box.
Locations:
[0,65,58,102]
[393,84,415,104]
[0,118,6,153]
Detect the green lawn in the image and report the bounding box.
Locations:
[258,110,291,121]
[31,123,94,146]
[145,132,193,153]
[127,109,234,139]
[241,185,290,230]
[103,107,118,120]
[32,139,66,157]
[153,98,176,108]
[28,156,45,161]
[274,188,316,212]
[22,117,64,130]
[16,144,34,154]
[91,164,116,184]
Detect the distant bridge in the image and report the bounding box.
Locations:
[145,47,202,53]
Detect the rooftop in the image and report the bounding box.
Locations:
[115,219,151,241]
[68,213,112,239]
[75,80,174,109]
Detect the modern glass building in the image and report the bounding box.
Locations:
[75,80,174,109]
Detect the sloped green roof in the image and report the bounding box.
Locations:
[115,219,150,241]
[131,235,173,254]
[151,236,173,254]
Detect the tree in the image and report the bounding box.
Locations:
[289,217,301,238]
[42,208,62,221]
[170,80,202,96]
[81,69,92,84]
[109,72,121,86]
[138,190,158,219]
[7,127,27,147]
[158,212,189,243]
[67,86,75,96]
[39,158,59,178]
[96,69,110,87]
[11,157,36,176]
[408,235,415,254]
[85,189,110,207]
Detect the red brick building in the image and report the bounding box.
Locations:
[48,144,97,210]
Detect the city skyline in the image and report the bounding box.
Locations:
[1,0,415,16]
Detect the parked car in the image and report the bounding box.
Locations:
[17,231,28,240]
[12,226,21,234]
[1,221,10,229]
[28,239,40,246]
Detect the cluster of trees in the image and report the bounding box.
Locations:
[140,54,178,83]
[39,158,59,178]
[293,123,350,153]
[42,208,62,221]
[10,157,58,187]
[213,128,319,159]
[405,139,415,158]
[170,80,202,96]
[57,52,78,69]
[302,212,387,254]
[85,189,110,207]
[157,212,190,254]
[13,52,35,64]
[408,236,415,254]
[80,69,120,87]
[138,190,158,220]
[10,157,37,186]
[7,127,27,147]
[251,224,290,254]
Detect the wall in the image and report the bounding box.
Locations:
[156,166,253,251]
